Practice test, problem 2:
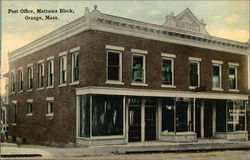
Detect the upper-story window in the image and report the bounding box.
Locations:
[11,71,15,93]
[18,69,23,91]
[189,57,201,88]
[71,51,79,82]
[212,60,223,90]
[228,63,238,90]
[59,55,67,85]
[28,66,33,90]
[38,62,45,88]
[161,53,176,87]
[47,58,54,87]
[162,58,173,85]
[132,54,145,83]
[107,50,122,81]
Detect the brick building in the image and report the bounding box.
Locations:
[7,7,249,145]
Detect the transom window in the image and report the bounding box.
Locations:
[162,58,174,85]
[47,59,54,87]
[71,51,79,82]
[107,50,122,81]
[132,54,145,83]
[189,61,200,87]
[229,66,237,90]
[212,64,222,89]
[38,63,44,88]
[59,56,67,84]
[28,67,33,90]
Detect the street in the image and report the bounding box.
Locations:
[1,150,249,160]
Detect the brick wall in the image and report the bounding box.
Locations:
[8,30,248,144]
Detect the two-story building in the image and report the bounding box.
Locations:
[7,6,249,146]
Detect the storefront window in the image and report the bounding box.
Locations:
[92,95,123,136]
[162,98,175,132]
[228,100,246,132]
[79,95,90,137]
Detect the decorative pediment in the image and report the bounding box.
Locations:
[163,8,209,35]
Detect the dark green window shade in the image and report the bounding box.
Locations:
[229,67,236,89]
[212,65,220,88]
[162,59,172,85]
[190,62,198,86]
[132,55,144,82]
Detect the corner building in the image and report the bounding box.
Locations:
[8,7,249,145]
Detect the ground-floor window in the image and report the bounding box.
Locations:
[79,95,90,138]
[227,100,246,132]
[92,95,123,136]
[78,95,124,138]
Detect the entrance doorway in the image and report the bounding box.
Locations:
[128,107,141,142]
[195,100,213,138]
[204,101,213,138]
[145,106,156,141]
[128,97,157,142]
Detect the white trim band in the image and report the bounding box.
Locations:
[105,45,125,51]
[212,60,223,64]
[228,62,239,66]
[70,46,80,53]
[76,86,248,100]
[27,99,33,102]
[131,48,148,54]
[37,59,45,64]
[46,97,54,101]
[161,53,176,58]
[59,51,68,57]
[27,63,33,67]
[189,57,202,61]
[47,56,54,61]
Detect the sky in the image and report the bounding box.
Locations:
[0,0,250,92]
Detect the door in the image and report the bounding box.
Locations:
[145,106,156,141]
[204,101,213,138]
[195,104,201,138]
[128,107,141,142]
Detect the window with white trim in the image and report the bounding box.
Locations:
[47,100,54,114]
[162,58,174,85]
[229,66,237,90]
[132,54,145,83]
[59,55,67,84]
[47,59,54,87]
[12,103,17,123]
[212,64,222,89]
[189,61,200,87]
[27,102,33,114]
[71,51,79,82]
[18,69,23,91]
[38,63,44,88]
[11,71,15,92]
[28,66,33,90]
[107,50,122,81]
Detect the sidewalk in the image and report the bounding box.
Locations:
[1,139,249,158]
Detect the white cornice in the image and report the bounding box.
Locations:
[8,9,249,63]
[76,86,248,100]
